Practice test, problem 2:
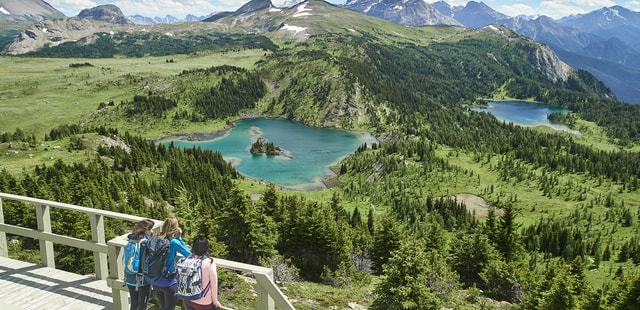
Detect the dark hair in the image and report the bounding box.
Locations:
[191,236,209,256]
[133,219,154,239]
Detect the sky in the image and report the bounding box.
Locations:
[45,0,640,20]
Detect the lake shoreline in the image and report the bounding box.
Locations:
[157,115,378,192]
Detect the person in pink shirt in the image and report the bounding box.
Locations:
[183,236,225,310]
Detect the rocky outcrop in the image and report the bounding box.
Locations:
[77,4,130,25]
[2,18,129,55]
[528,43,573,82]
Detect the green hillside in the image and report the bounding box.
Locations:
[2,1,640,309]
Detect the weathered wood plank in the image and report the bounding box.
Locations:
[0,256,113,310]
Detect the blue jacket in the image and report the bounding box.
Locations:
[151,235,191,287]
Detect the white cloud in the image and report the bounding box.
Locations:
[539,1,590,18]
[625,0,640,10]
[109,0,228,18]
[49,0,245,18]
[568,0,616,7]
[537,0,618,17]
[48,0,98,16]
[498,4,537,17]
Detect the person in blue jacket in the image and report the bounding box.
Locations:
[151,216,191,310]
[123,219,155,310]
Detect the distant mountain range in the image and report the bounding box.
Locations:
[128,14,210,25]
[344,0,640,104]
[2,0,640,103]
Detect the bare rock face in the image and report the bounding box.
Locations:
[528,43,573,82]
[2,18,129,55]
[77,4,130,25]
[0,0,65,22]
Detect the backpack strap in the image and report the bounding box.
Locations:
[135,239,147,290]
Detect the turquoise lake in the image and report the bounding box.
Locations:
[164,118,378,191]
[471,100,576,133]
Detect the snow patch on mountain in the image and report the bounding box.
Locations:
[364,4,375,13]
[282,23,306,34]
[293,3,311,17]
[0,6,10,14]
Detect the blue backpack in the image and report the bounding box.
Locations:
[123,241,140,275]
[142,236,171,282]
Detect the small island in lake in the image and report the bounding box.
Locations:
[250,137,283,156]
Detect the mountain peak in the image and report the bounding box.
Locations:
[77,4,129,24]
[559,5,640,31]
[203,0,273,22]
[236,0,274,14]
[453,0,509,28]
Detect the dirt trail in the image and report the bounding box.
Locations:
[453,193,500,218]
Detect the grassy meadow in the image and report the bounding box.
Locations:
[0,51,265,138]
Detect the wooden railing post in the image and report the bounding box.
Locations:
[108,239,128,310]
[256,270,275,310]
[90,214,108,280]
[253,271,295,310]
[35,203,55,267]
[0,198,7,258]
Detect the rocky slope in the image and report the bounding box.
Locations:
[2,18,130,55]
[0,0,65,23]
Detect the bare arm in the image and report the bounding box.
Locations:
[210,259,223,309]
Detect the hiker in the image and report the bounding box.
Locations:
[181,236,225,310]
[123,219,155,310]
[149,216,191,310]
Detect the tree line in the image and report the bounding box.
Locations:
[24,32,278,58]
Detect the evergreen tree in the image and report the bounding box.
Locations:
[480,258,531,303]
[485,206,497,242]
[448,229,499,289]
[371,214,403,274]
[496,203,522,261]
[278,198,350,281]
[538,261,577,310]
[615,273,640,310]
[330,191,348,223]
[370,238,459,310]
[261,182,278,217]
[367,207,375,235]
[218,188,277,265]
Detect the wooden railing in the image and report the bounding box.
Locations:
[0,192,295,310]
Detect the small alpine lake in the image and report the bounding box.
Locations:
[162,118,378,191]
[471,100,578,134]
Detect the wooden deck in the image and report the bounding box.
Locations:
[0,256,113,310]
